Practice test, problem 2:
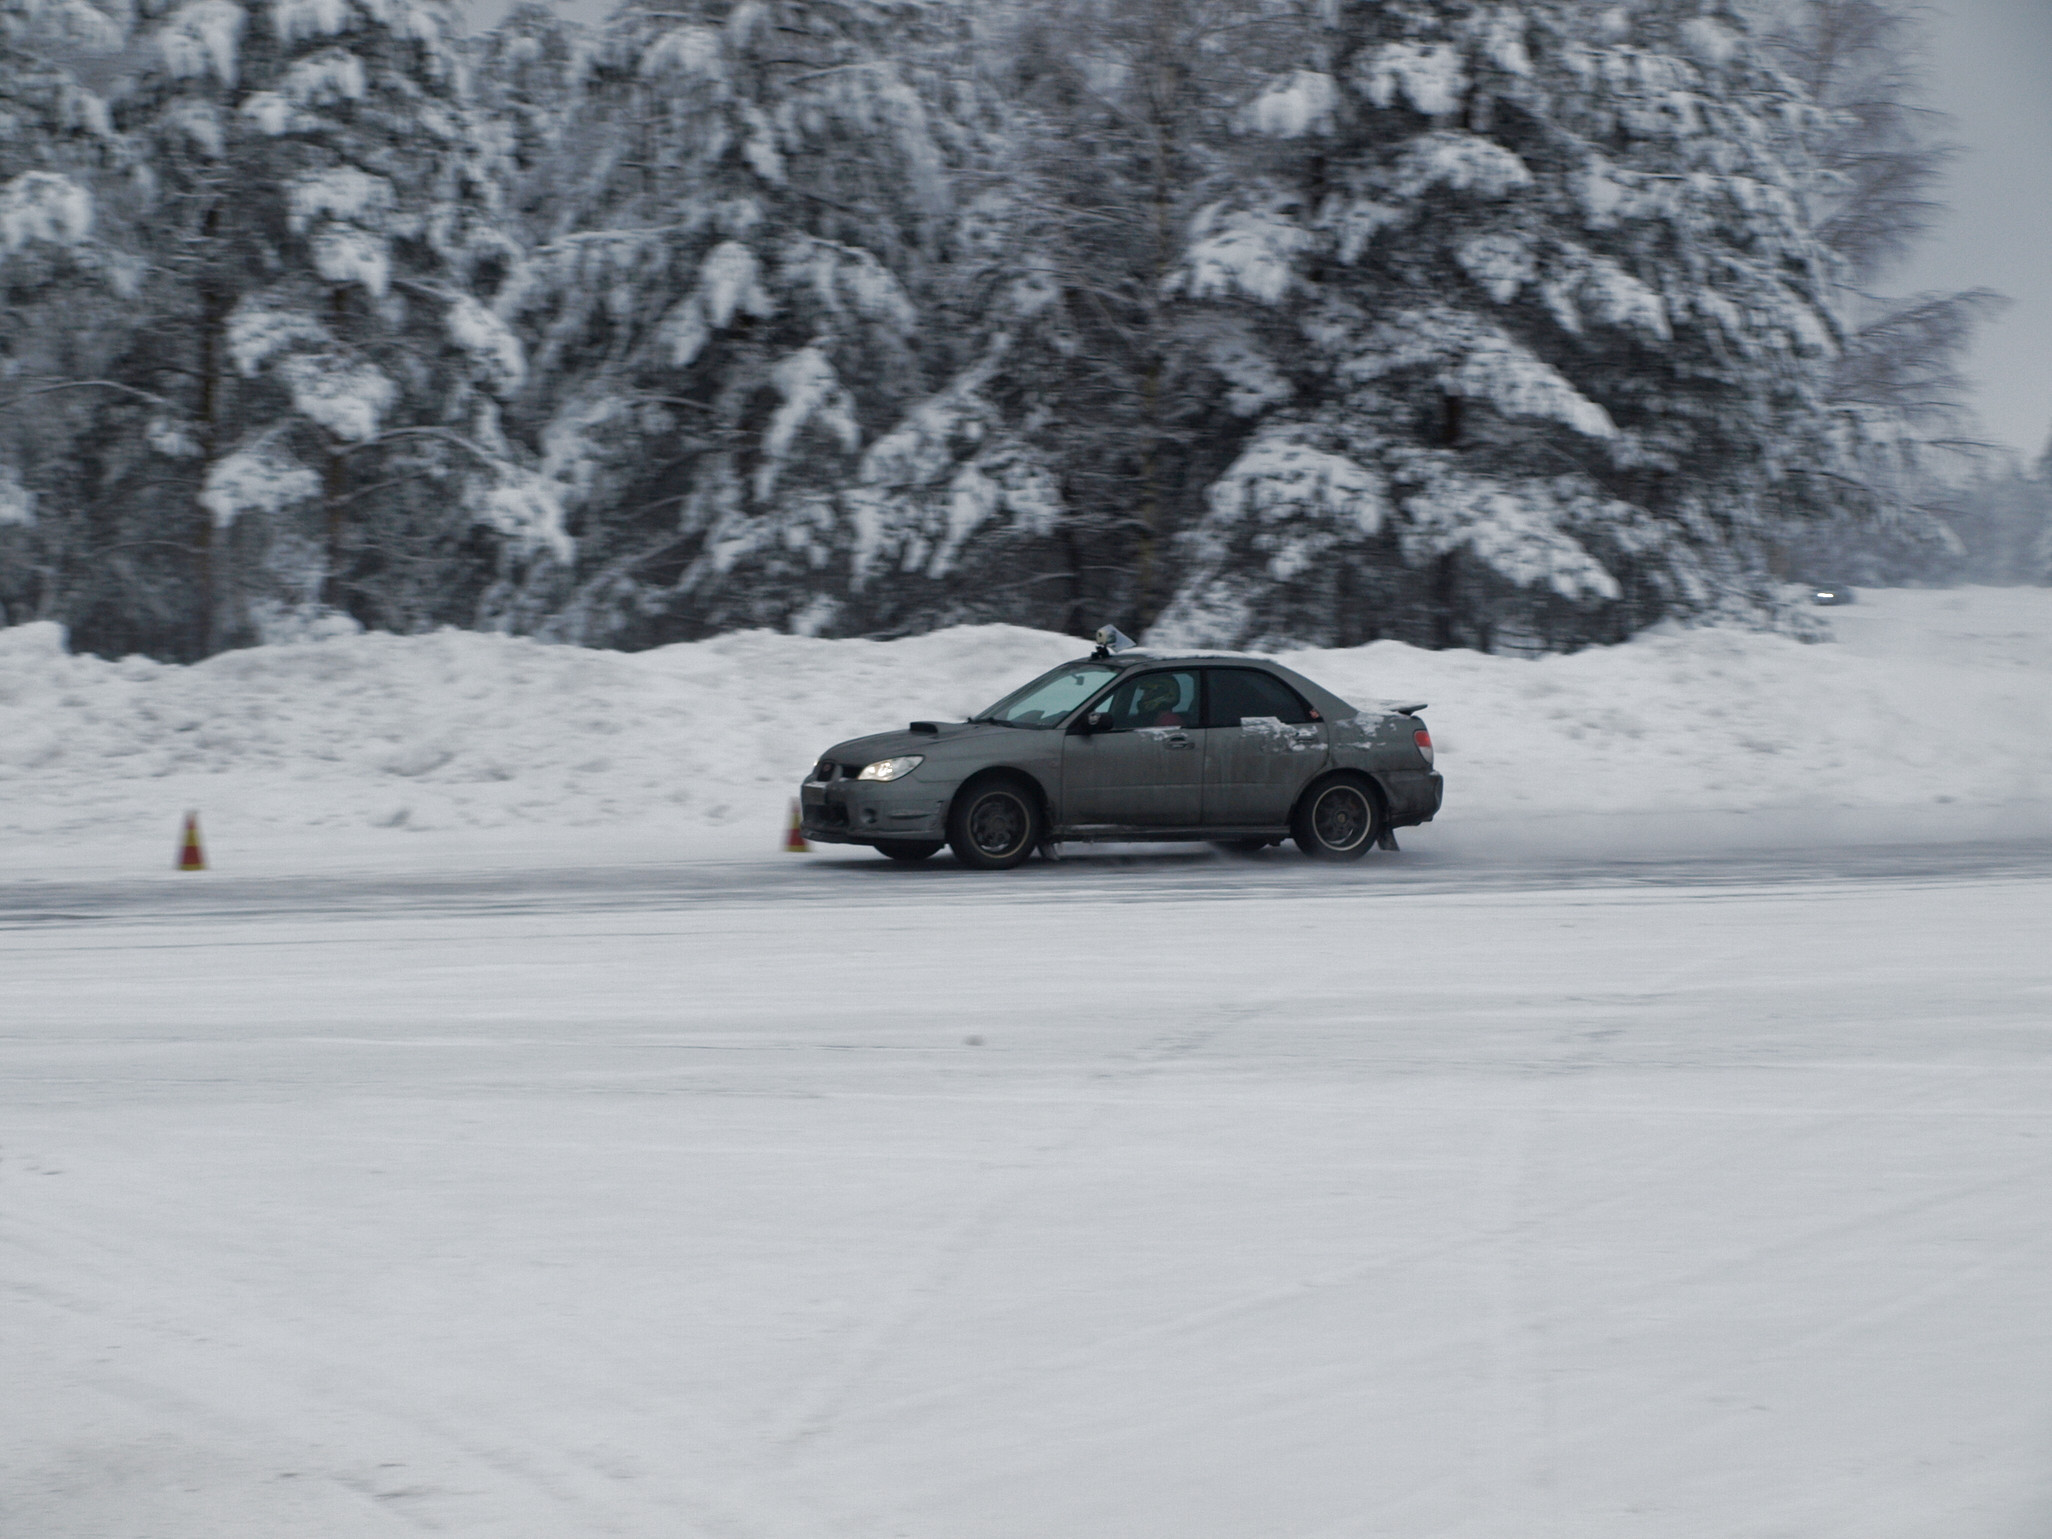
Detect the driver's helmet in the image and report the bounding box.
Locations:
[1135,675,1181,720]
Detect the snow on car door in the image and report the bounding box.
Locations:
[1200,668,1327,825]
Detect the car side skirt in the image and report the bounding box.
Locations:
[1052,825,1291,842]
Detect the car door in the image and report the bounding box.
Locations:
[1060,669,1204,827]
[1201,667,1328,825]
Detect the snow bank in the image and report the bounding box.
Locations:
[2,589,2048,874]
[1296,586,2052,855]
[0,622,1079,874]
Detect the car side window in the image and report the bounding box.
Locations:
[1205,668,1313,728]
[1094,670,1201,731]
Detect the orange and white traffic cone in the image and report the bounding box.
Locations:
[177,811,207,872]
[784,799,811,854]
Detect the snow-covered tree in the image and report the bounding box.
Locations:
[801,0,1335,639]
[1759,0,2006,584]
[490,0,984,645]
[0,0,127,630]
[1755,0,1942,282]
[1913,435,2052,587]
[59,0,550,656]
[880,0,1286,633]
[1155,0,1856,651]
[472,0,592,225]
[0,0,2009,657]
[0,0,120,196]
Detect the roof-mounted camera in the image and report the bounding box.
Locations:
[1090,624,1137,659]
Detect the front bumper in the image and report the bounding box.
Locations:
[800,775,950,845]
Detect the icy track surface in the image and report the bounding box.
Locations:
[5,843,2052,1538]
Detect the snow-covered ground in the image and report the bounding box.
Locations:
[4,856,2051,1537]
[2,586,2049,877]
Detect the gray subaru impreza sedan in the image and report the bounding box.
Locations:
[800,630,1444,869]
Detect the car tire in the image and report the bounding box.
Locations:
[1291,773,1378,861]
[946,775,1043,871]
[1209,838,1273,855]
[876,840,943,862]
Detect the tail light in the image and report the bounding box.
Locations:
[1413,727,1434,767]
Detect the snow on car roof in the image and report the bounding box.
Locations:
[1072,649,1282,665]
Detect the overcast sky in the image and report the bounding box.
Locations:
[462,0,2050,461]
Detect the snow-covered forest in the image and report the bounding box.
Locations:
[0,0,2041,661]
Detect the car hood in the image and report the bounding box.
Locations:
[822,720,1010,765]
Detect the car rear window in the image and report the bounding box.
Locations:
[1205,668,1313,728]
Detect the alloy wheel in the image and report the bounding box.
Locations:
[1293,775,1376,861]
[968,790,1030,858]
[1312,784,1370,850]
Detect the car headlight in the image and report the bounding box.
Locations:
[857,755,925,782]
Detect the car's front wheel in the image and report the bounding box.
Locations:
[876,840,943,862]
[1291,773,1378,861]
[946,775,1043,870]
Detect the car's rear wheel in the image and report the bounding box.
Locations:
[876,840,943,862]
[1291,774,1378,861]
[946,776,1042,870]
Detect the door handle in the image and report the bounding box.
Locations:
[1163,735,1193,750]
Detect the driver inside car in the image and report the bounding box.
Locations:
[1134,674,1185,728]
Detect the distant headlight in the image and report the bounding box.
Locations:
[857,755,925,782]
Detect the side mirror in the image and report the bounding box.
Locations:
[1075,710,1112,734]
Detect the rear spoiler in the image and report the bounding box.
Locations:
[1388,702,1427,716]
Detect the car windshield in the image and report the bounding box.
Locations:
[975,664,1119,727]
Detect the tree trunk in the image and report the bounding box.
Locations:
[1433,551,1459,650]
[194,279,229,658]
[320,287,351,613]
[321,442,349,612]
